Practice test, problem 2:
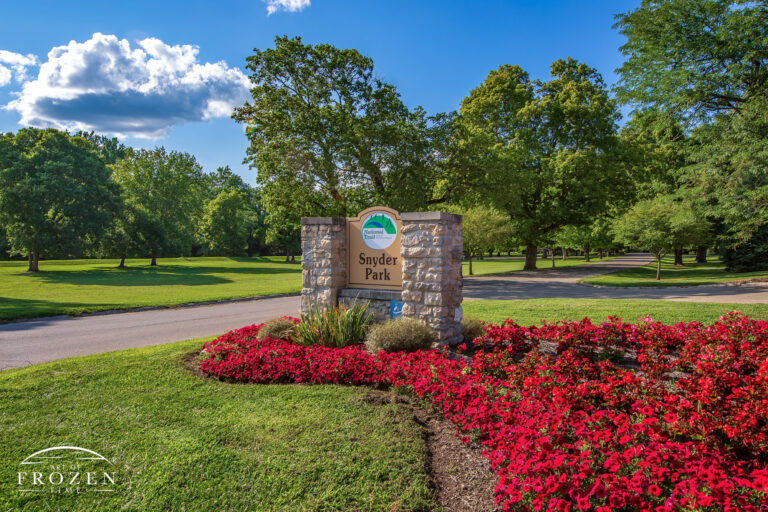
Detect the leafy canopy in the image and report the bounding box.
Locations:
[111,147,206,258]
[0,128,118,265]
[615,0,768,124]
[456,59,624,249]
[233,36,447,216]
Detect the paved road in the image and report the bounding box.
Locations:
[463,253,768,302]
[3,253,767,371]
[0,296,301,371]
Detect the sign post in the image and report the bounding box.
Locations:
[301,207,463,344]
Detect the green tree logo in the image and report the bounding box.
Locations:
[361,213,397,249]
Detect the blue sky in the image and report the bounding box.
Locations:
[0,0,639,184]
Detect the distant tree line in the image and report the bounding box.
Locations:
[0,129,295,271]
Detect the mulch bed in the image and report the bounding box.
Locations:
[360,389,500,512]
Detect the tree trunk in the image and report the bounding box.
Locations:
[523,243,538,271]
[150,256,157,266]
[562,247,567,261]
[118,256,126,268]
[488,249,493,258]
[27,252,40,272]
[468,254,474,276]
[696,246,708,263]
[656,256,662,280]
[551,247,556,269]
[291,254,296,262]
[541,248,548,259]
[507,250,512,256]
[598,250,604,259]
[584,243,591,262]
[674,248,684,266]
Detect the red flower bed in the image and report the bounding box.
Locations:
[199,313,768,511]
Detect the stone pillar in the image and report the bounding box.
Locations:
[300,217,346,314]
[400,212,463,345]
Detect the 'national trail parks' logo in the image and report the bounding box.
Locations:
[360,212,397,250]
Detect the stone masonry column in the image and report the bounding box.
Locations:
[300,217,346,314]
[400,212,463,345]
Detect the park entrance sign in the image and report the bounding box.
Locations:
[301,207,463,344]
[347,207,402,289]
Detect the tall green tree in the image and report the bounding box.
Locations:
[613,195,710,279]
[264,205,301,262]
[687,96,768,246]
[0,128,118,271]
[233,36,452,217]
[615,0,768,252]
[459,206,511,275]
[615,0,768,124]
[557,218,617,262]
[74,131,128,165]
[200,188,249,256]
[96,202,155,268]
[612,198,674,280]
[111,147,206,265]
[456,59,624,270]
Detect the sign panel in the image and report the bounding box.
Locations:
[390,300,404,318]
[347,206,402,290]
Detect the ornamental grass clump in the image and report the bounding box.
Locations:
[295,302,372,348]
[461,316,485,344]
[258,317,298,341]
[365,317,436,353]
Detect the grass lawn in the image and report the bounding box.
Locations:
[0,254,622,321]
[0,256,302,321]
[581,254,768,287]
[0,339,434,512]
[462,254,617,276]
[463,298,768,325]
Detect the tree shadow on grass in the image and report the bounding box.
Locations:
[13,263,301,287]
[0,297,122,324]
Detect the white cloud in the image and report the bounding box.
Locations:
[0,50,39,85]
[4,33,251,138]
[0,66,10,87]
[264,0,310,15]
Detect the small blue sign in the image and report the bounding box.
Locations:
[390,300,404,319]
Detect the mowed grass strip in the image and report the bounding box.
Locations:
[462,254,618,276]
[0,339,435,512]
[0,256,302,320]
[581,255,768,287]
[463,298,768,325]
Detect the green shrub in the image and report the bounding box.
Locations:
[365,317,436,353]
[461,316,485,343]
[295,302,372,348]
[259,317,298,341]
[720,223,768,272]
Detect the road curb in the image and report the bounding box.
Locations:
[576,279,768,290]
[0,293,302,325]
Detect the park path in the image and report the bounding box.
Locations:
[463,253,768,302]
[0,296,300,371]
[3,254,768,371]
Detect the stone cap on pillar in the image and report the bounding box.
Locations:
[401,211,462,223]
[301,217,346,226]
